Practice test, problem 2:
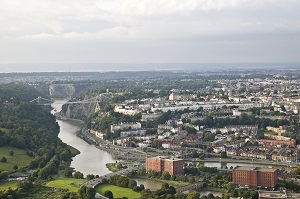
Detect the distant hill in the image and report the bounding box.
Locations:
[0,84,46,101]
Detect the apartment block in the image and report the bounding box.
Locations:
[232,166,277,188]
[146,156,184,175]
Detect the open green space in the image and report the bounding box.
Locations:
[106,163,127,172]
[0,146,34,172]
[158,179,189,187]
[45,178,86,192]
[96,184,141,199]
[106,163,119,172]
[0,181,19,191]
[138,176,189,187]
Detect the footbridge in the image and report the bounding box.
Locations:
[30,93,112,112]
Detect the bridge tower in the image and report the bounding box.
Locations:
[88,94,102,113]
[37,96,42,105]
[94,101,101,112]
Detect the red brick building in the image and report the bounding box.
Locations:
[146,156,184,175]
[232,166,277,188]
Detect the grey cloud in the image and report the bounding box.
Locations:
[0,0,299,64]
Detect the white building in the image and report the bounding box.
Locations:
[111,122,142,133]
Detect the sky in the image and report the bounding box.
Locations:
[0,0,300,69]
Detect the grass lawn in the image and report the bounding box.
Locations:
[46,178,86,192]
[96,184,141,199]
[138,176,189,187]
[106,163,119,172]
[0,181,19,191]
[0,146,34,172]
[154,178,189,187]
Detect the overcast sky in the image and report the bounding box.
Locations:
[0,0,300,65]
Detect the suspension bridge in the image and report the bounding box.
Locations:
[29,93,112,113]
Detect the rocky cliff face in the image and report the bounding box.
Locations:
[49,84,75,98]
[60,93,112,119]
[64,103,92,119]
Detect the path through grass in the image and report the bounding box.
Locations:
[46,178,86,192]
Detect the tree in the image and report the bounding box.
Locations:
[139,184,145,191]
[187,190,200,199]
[189,176,195,183]
[0,171,9,180]
[86,174,95,181]
[161,183,169,190]
[192,150,198,158]
[128,179,137,188]
[161,171,171,180]
[185,126,197,134]
[102,178,109,184]
[78,186,96,199]
[64,169,73,178]
[1,157,7,163]
[13,165,18,170]
[86,187,96,199]
[104,190,114,199]
[220,151,227,159]
[232,189,238,197]
[74,171,84,179]
[9,150,14,156]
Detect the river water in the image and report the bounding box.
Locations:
[51,100,114,176]
[51,100,163,190]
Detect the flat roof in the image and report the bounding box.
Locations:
[256,167,277,172]
[165,157,184,162]
[259,191,300,198]
[234,166,277,172]
[149,156,168,160]
[234,166,256,171]
[148,156,183,161]
[259,191,286,198]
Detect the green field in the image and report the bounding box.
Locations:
[96,184,141,199]
[0,181,19,191]
[46,178,86,192]
[0,146,34,172]
[138,176,189,187]
[154,179,189,187]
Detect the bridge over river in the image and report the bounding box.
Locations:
[82,165,143,188]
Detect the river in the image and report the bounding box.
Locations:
[51,99,164,190]
[51,99,114,176]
